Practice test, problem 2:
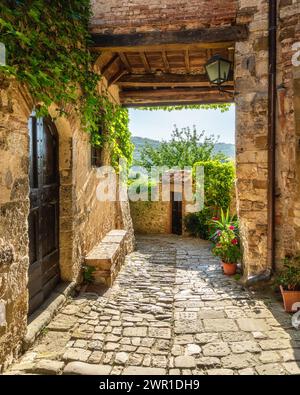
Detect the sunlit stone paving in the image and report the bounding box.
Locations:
[6,235,300,375]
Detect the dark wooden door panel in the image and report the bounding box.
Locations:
[171,191,183,235]
[28,116,60,315]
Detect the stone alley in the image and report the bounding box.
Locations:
[6,236,300,375]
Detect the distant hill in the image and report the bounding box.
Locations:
[131,136,235,162]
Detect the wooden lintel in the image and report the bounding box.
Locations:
[91,25,248,50]
[118,73,234,88]
[118,52,132,73]
[120,88,234,105]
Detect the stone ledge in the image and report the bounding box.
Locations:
[85,229,129,287]
[24,282,76,350]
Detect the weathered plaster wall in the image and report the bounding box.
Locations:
[90,0,238,34]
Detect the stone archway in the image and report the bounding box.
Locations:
[89,21,268,279]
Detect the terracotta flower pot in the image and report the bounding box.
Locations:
[222,262,237,276]
[280,286,300,313]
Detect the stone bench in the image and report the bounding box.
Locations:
[85,230,128,287]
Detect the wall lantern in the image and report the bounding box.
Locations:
[0,43,6,66]
[205,54,232,86]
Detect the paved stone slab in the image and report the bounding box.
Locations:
[255,363,286,376]
[203,342,230,357]
[203,319,238,332]
[123,367,166,375]
[64,362,112,375]
[174,356,196,368]
[207,368,234,375]
[34,360,65,375]
[62,348,92,362]
[237,318,270,332]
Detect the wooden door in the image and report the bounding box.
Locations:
[171,191,183,235]
[28,116,60,315]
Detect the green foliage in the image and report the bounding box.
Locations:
[184,207,214,240]
[194,160,235,210]
[82,265,96,283]
[212,228,241,264]
[136,104,232,112]
[275,257,300,291]
[0,0,133,166]
[137,125,223,170]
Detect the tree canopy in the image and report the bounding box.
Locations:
[136,125,225,170]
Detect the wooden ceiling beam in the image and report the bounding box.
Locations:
[162,51,170,73]
[108,68,128,86]
[184,50,190,74]
[139,52,152,73]
[90,25,248,50]
[118,52,132,73]
[118,73,234,88]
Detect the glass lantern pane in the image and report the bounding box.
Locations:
[206,61,219,84]
[0,43,5,66]
[220,60,231,83]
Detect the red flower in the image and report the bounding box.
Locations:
[213,217,219,221]
[231,238,238,245]
[229,226,235,231]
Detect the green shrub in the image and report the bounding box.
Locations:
[184,207,214,240]
[193,160,235,210]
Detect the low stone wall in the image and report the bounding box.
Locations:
[130,201,171,234]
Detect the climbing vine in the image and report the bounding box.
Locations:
[0,0,133,165]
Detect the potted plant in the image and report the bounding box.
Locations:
[275,257,300,313]
[211,228,241,275]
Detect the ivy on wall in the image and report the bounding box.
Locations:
[0,0,133,165]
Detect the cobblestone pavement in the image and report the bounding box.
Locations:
[7,235,300,375]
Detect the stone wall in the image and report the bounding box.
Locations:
[235,0,269,277]
[0,77,134,369]
[0,79,31,368]
[130,200,172,234]
[275,0,300,266]
[90,0,238,34]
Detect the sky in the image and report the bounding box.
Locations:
[128,105,236,144]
